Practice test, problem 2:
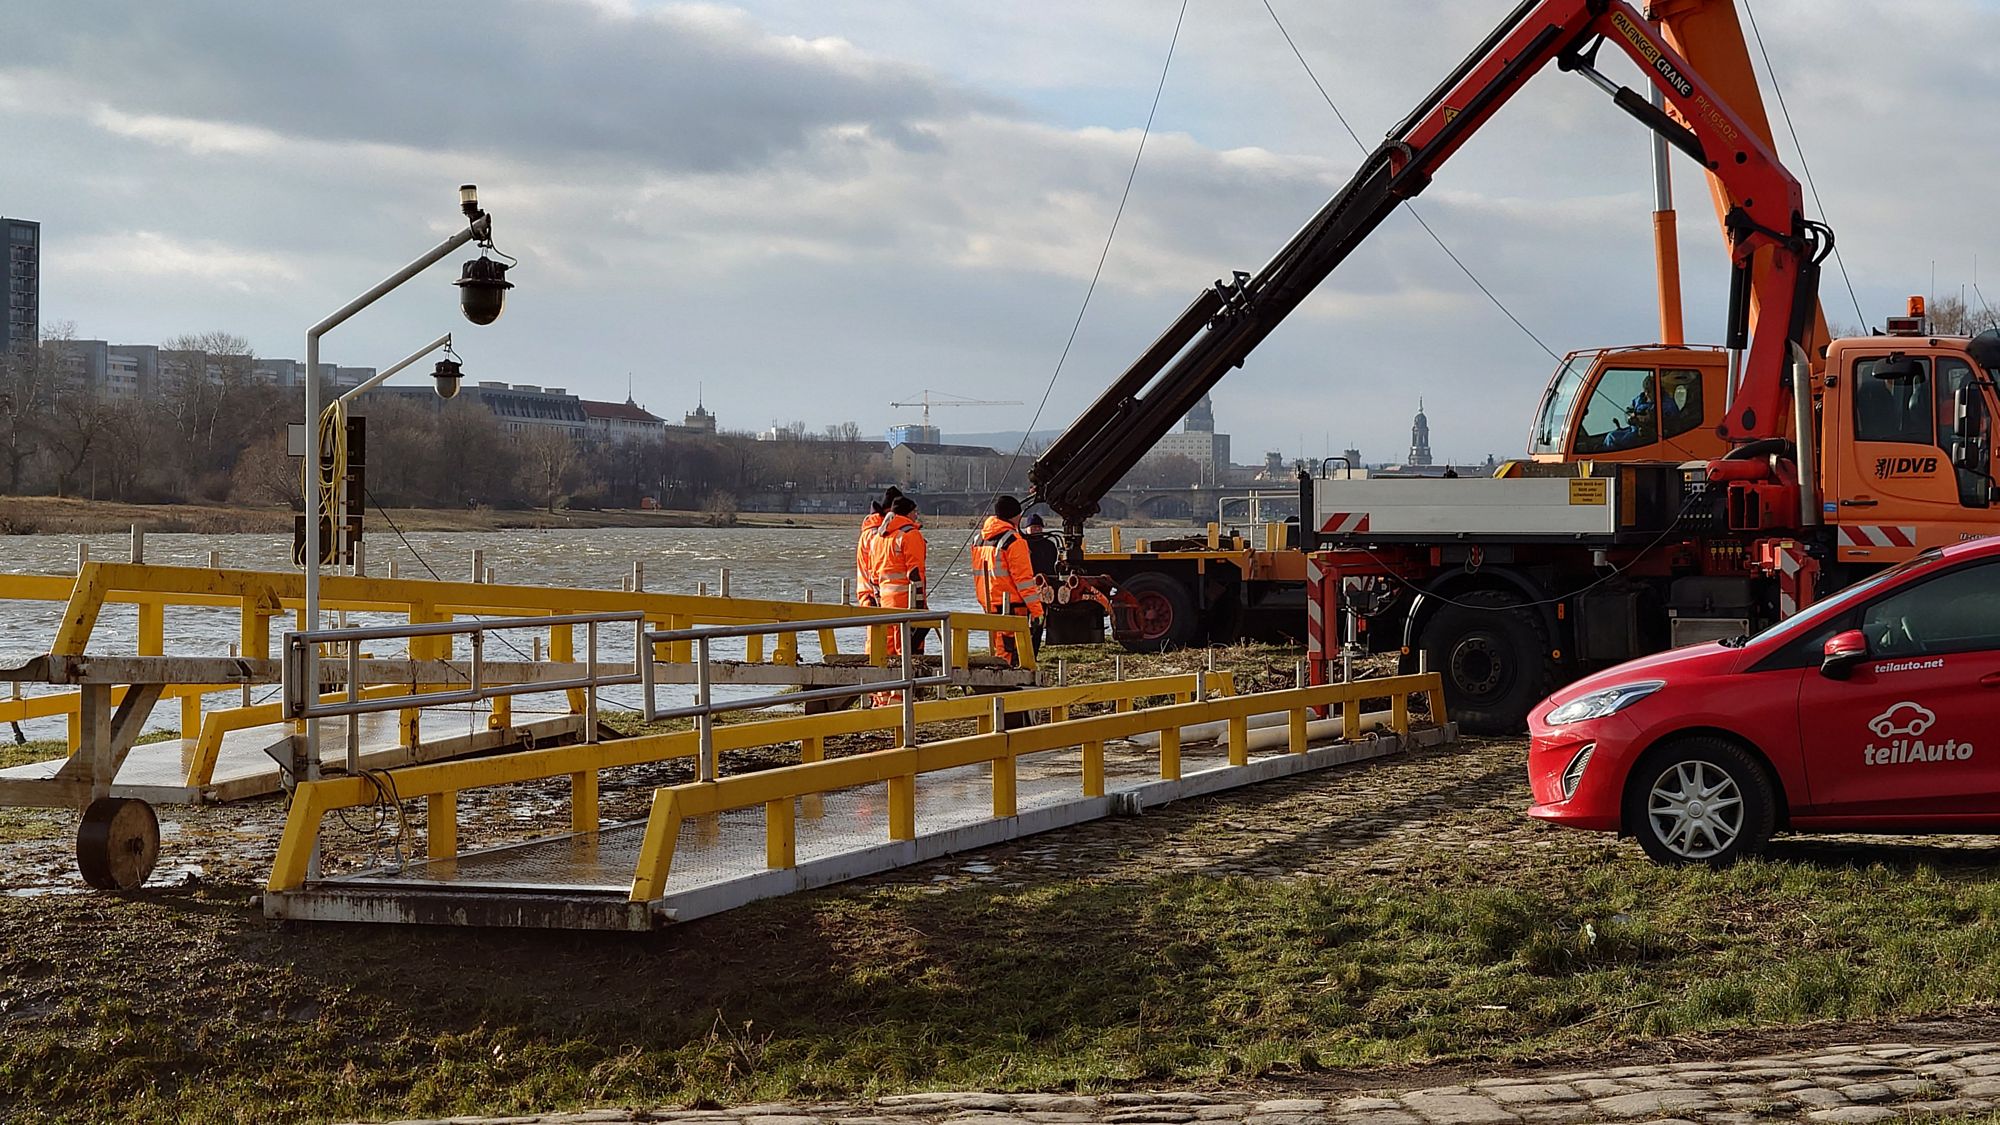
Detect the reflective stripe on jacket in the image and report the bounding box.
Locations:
[869,513,928,609]
[854,511,885,605]
[972,515,1044,618]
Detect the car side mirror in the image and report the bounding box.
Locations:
[1952,385,1992,468]
[1821,629,1869,680]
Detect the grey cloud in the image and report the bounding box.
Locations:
[6,0,996,172]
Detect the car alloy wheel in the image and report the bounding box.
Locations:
[1646,760,1744,860]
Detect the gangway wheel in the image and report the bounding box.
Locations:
[76,797,160,891]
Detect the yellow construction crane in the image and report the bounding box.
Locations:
[890,389,1021,430]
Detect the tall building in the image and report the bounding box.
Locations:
[1149,393,1231,479]
[1408,399,1433,467]
[3,217,39,358]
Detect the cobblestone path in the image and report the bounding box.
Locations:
[360,1039,2000,1124]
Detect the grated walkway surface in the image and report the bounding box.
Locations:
[329,736,1241,897]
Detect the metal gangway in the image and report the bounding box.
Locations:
[0,559,1036,888]
[262,611,1454,929]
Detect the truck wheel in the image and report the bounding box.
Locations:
[1119,572,1198,653]
[1623,737,1774,866]
[1418,589,1554,734]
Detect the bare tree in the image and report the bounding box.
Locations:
[516,426,581,512]
[0,327,54,493]
[33,325,111,497]
[228,432,302,509]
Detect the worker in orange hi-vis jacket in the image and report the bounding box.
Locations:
[854,488,901,657]
[867,494,927,708]
[971,495,1043,667]
[869,494,927,656]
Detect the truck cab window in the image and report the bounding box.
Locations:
[1853,355,1935,445]
[1934,357,1990,508]
[1659,368,1704,440]
[1572,367,1656,454]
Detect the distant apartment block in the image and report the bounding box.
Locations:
[3,217,39,358]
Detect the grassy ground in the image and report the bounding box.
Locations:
[4,646,2000,1122]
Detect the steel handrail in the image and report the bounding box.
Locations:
[642,609,957,782]
[282,610,647,775]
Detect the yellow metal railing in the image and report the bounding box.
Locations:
[627,672,1442,899]
[0,562,1036,772]
[266,672,1235,892]
[267,671,1447,900]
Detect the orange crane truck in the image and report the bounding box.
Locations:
[1030,0,2000,731]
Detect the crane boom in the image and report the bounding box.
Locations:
[890,390,1023,428]
[1029,0,1823,541]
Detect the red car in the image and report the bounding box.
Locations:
[1527,536,2000,864]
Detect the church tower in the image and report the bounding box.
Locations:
[1408,399,1433,467]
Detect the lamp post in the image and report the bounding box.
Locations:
[300,185,510,777]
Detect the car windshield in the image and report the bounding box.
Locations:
[1744,549,1943,646]
[1530,355,1591,454]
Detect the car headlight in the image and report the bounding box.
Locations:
[1544,680,1665,726]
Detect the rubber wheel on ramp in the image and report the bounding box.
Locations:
[77,797,160,891]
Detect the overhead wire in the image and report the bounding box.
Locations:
[930,0,1191,589]
[1260,0,1561,364]
[1740,0,1866,328]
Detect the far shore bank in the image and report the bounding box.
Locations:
[0,496,858,536]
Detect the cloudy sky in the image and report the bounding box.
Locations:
[3,1,1992,465]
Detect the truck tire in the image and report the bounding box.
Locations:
[1120,571,1199,652]
[1417,589,1555,734]
[1622,736,1774,866]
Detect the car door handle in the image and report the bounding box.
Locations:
[1983,672,2000,689]
[1841,498,1880,507]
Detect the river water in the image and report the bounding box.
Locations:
[0,524,1151,740]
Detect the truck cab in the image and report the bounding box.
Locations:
[1818,320,2000,564]
[1528,345,1734,464]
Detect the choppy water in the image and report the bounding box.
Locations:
[0,524,1155,739]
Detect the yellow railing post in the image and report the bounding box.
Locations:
[137,601,164,655]
[800,735,824,763]
[267,784,325,892]
[1428,674,1450,725]
[992,751,1016,817]
[888,774,916,840]
[549,621,584,714]
[629,790,683,901]
[427,792,457,859]
[571,770,599,833]
[1392,689,1410,735]
[1159,726,1181,780]
[746,632,765,663]
[1082,740,1105,797]
[1289,707,1309,754]
[765,798,795,868]
[1227,716,1249,766]
[1343,691,1362,739]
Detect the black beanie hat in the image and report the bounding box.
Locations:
[993,495,1022,521]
